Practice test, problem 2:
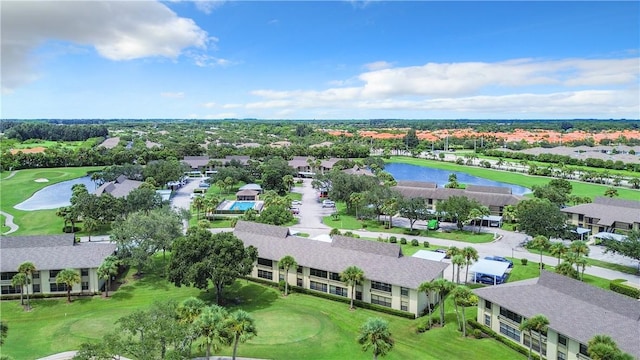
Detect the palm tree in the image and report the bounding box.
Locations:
[18,261,36,310]
[278,255,297,296]
[469,208,483,233]
[556,261,579,279]
[569,240,590,258]
[194,305,229,360]
[177,296,206,324]
[357,317,394,360]
[452,255,465,284]
[349,192,364,220]
[417,281,436,328]
[282,175,295,191]
[604,187,618,198]
[432,278,455,327]
[531,235,550,274]
[97,256,119,297]
[530,315,549,360]
[11,273,27,306]
[461,246,479,283]
[340,266,365,310]
[446,246,461,281]
[587,334,632,360]
[549,242,567,265]
[56,268,81,303]
[192,196,205,220]
[502,205,518,224]
[574,256,589,281]
[451,286,477,337]
[520,314,549,360]
[224,309,257,360]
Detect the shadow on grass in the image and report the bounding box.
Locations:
[198,280,279,311]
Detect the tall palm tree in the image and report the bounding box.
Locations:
[11,273,27,306]
[574,256,589,281]
[432,278,455,327]
[340,266,365,310]
[56,269,81,303]
[278,255,297,296]
[502,205,518,224]
[531,235,550,274]
[417,281,436,328]
[452,255,465,284]
[570,240,590,258]
[469,208,483,233]
[587,334,626,360]
[461,246,479,283]
[224,310,257,360]
[97,256,119,297]
[549,242,567,265]
[357,317,394,360]
[446,246,461,281]
[477,206,490,233]
[451,286,477,337]
[520,314,549,360]
[282,174,295,191]
[530,315,549,360]
[18,261,36,310]
[192,196,205,220]
[194,305,229,360]
[349,192,364,220]
[177,296,206,324]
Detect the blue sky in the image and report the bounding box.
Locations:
[1,1,638,119]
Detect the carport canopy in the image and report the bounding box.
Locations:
[470,259,510,278]
[412,250,446,262]
[593,232,627,242]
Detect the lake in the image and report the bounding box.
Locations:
[385,163,531,196]
[14,176,96,211]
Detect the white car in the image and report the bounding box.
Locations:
[322,200,335,208]
[291,200,302,205]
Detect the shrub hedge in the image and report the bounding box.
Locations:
[610,279,640,299]
[245,277,416,319]
[467,319,541,360]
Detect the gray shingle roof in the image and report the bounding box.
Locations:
[234,221,290,239]
[396,181,437,188]
[394,186,523,207]
[594,197,640,209]
[233,221,448,289]
[183,156,210,168]
[331,235,402,257]
[466,185,512,194]
[561,200,640,226]
[473,271,640,357]
[0,235,116,272]
[94,177,143,198]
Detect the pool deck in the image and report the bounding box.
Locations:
[217,200,264,212]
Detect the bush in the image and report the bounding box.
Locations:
[416,323,430,333]
[411,239,419,246]
[473,329,483,339]
[330,228,341,236]
[521,258,528,266]
[400,238,407,245]
[404,229,421,236]
[610,279,640,299]
[278,280,287,292]
[423,241,430,247]
[389,236,397,243]
[362,223,368,228]
[467,320,540,360]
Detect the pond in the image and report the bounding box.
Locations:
[14,176,96,211]
[385,163,531,196]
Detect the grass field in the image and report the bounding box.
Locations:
[0,167,104,235]
[0,258,525,360]
[387,157,640,200]
[505,257,615,290]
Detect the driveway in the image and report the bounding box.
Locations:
[289,179,331,237]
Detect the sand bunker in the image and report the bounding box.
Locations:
[34,178,49,183]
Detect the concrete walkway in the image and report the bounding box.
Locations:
[1,210,19,235]
[37,350,263,360]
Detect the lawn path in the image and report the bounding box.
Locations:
[2,170,18,180]
[1,210,19,234]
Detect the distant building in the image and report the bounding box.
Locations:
[393,182,523,216]
[474,271,640,360]
[94,175,143,198]
[233,221,448,317]
[0,234,116,297]
[561,197,640,234]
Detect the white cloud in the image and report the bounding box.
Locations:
[202,102,217,108]
[161,92,185,98]
[1,0,209,92]
[363,61,393,71]
[194,0,226,14]
[229,57,639,118]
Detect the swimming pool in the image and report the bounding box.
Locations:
[229,201,256,211]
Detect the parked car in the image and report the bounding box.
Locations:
[291,200,302,205]
[434,248,450,259]
[427,219,439,230]
[484,256,514,268]
[291,207,300,215]
[322,200,336,208]
[475,273,506,285]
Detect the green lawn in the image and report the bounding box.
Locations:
[524,247,639,275]
[387,157,640,200]
[505,257,614,290]
[0,167,104,235]
[1,258,525,360]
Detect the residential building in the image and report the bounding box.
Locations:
[393,181,523,216]
[0,234,117,297]
[561,197,640,234]
[473,271,640,360]
[94,174,143,198]
[233,221,449,317]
